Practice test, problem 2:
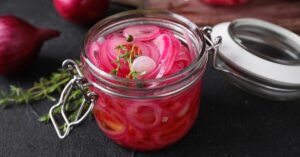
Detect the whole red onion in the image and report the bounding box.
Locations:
[53,0,110,24]
[0,16,60,75]
[201,0,249,5]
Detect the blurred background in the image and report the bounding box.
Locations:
[115,0,300,34]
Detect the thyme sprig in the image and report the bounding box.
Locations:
[111,35,141,79]
[0,69,70,108]
[0,63,84,126]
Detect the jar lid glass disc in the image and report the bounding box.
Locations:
[211,18,300,87]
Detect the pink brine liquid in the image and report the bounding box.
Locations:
[85,25,203,150]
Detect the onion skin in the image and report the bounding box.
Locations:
[53,0,110,24]
[0,16,60,75]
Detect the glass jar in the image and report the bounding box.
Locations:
[82,10,206,151]
[49,9,300,152]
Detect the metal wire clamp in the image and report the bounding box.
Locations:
[49,59,97,139]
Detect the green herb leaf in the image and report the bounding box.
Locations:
[37,114,50,123]
[115,45,127,51]
[112,39,143,81]
[0,61,87,128]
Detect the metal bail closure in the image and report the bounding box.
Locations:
[49,59,97,139]
[202,26,249,79]
[202,26,230,73]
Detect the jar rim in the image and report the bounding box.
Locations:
[81,9,207,85]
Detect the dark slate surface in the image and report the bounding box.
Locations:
[1,0,300,157]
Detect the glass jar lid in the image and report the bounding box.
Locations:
[211,18,300,87]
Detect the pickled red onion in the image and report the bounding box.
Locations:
[87,25,192,79]
[96,41,115,73]
[153,117,191,145]
[126,103,162,130]
[93,106,127,140]
[87,42,100,67]
[123,25,160,41]
[153,34,177,78]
